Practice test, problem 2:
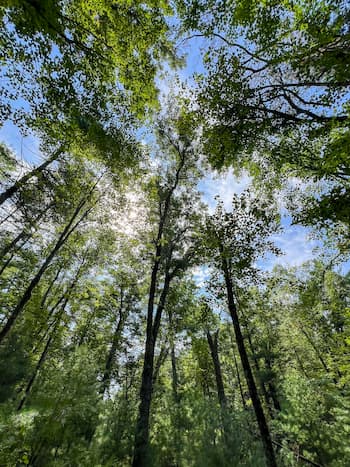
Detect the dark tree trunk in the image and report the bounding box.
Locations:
[17,300,67,411]
[265,357,281,412]
[220,246,277,467]
[245,328,275,418]
[0,197,89,343]
[207,329,231,446]
[168,309,179,402]
[101,289,126,393]
[152,344,169,387]
[0,205,53,259]
[133,272,171,467]
[207,329,227,410]
[32,262,84,353]
[40,265,63,310]
[0,147,63,206]
[0,235,32,276]
[132,150,186,467]
[233,351,246,409]
[0,228,27,259]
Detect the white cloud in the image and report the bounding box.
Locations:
[192,265,210,288]
[199,169,320,271]
[260,224,319,270]
[198,168,252,212]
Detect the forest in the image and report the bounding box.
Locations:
[0,1,349,466]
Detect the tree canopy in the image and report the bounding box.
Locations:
[0,2,349,467]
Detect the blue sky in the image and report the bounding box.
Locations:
[0,30,348,277]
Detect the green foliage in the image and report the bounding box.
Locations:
[1,4,350,466]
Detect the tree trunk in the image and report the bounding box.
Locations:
[207,330,227,410]
[133,272,171,467]
[233,351,246,409]
[168,309,179,402]
[132,149,186,467]
[245,328,275,418]
[0,235,32,276]
[220,246,277,467]
[152,344,169,387]
[264,357,281,412]
[17,300,67,410]
[0,147,64,206]
[0,197,89,343]
[0,205,52,259]
[101,289,126,393]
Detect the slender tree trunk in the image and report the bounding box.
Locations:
[0,205,53,259]
[168,309,179,402]
[0,233,32,276]
[0,198,89,343]
[101,290,126,393]
[32,263,84,353]
[207,329,231,447]
[133,272,172,467]
[0,147,64,206]
[0,205,20,225]
[233,351,246,409]
[132,150,186,467]
[0,229,27,259]
[264,357,281,412]
[207,330,227,410]
[17,300,67,411]
[220,246,277,467]
[40,265,63,310]
[245,329,274,418]
[152,344,168,387]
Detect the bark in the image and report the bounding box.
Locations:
[132,271,172,467]
[132,149,186,467]
[0,205,53,259]
[233,351,246,409]
[168,309,179,402]
[0,197,90,344]
[152,345,169,387]
[17,300,67,411]
[101,289,126,393]
[220,245,277,467]
[206,330,227,410]
[0,147,64,207]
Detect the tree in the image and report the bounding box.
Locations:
[203,192,280,467]
[132,116,203,466]
[178,0,350,230]
[1,0,174,128]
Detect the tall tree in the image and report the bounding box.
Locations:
[204,192,280,467]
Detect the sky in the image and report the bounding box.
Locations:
[0,29,347,278]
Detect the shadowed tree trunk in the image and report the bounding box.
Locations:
[167,309,180,402]
[132,145,186,467]
[0,147,64,207]
[220,243,277,467]
[152,344,169,387]
[132,270,172,467]
[0,196,92,344]
[207,329,227,410]
[101,287,127,394]
[17,299,68,411]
